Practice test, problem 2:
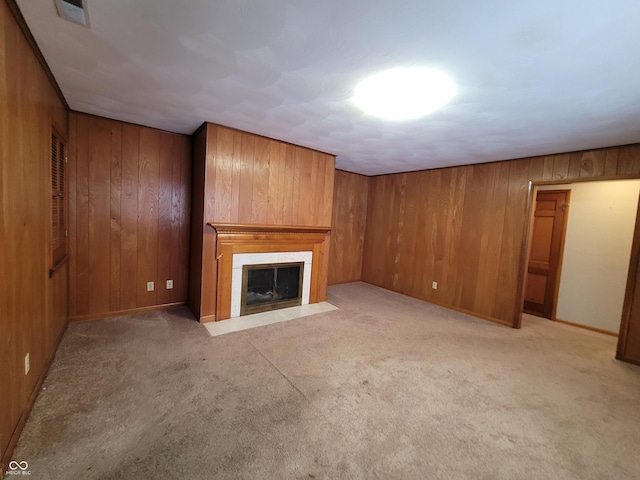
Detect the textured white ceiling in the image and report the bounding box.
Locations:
[16,0,640,175]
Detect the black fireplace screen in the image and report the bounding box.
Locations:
[241,262,304,315]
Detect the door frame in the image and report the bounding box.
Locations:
[515,177,640,354]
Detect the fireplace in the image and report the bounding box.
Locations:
[241,262,304,315]
[230,250,313,318]
[205,224,330,321]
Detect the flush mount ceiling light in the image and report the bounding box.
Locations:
[353,67,455,121]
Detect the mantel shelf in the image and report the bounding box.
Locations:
[207,223,332,235]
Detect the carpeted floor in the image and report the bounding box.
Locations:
[12,282,640,479]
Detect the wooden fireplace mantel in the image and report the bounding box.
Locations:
[206,223,332,321]
[207,223,332,235]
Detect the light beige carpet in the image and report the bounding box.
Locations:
[12,282,640,479]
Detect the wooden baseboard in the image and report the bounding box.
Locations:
[69,302,187,322]
[1,320,68,478]
[199,314,217,323]
[615,353,640,366]
[429,300,514,328]
[328,278,363,287]
[554,318,619,337]
[361,281,514,328]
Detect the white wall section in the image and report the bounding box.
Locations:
[541,180,640,333]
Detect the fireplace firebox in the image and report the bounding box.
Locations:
[240,262,304,316]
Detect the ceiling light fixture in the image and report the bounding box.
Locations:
[352,67,455,121]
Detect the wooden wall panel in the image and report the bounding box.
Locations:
[328,170,369,285]
[1,0,69,468]
[68,112,191,320]
[362,144,640,331]
[189,123,335,321]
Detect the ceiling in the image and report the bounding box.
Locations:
[16,0,640,175]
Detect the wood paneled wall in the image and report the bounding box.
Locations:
[328,170,369,285]
[362,146,640,334]
[1,0,69,468]
[189,123,335,321]
[68,112,192,320]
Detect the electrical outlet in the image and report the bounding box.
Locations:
[432,281,438,290]
[25,353,30,375]
[146,281,154,292]
[166,279,174,289]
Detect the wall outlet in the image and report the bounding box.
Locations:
[146,281,154,292]
[25,353,30,375]
[432,281,438,290]
[166,279,174,289]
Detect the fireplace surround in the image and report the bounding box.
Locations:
[206,223,331,321]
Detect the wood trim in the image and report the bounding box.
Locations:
[200,314,217,323]
[69,302,187,322]
[432,300,514,328]
[209,223,332,235]
[514,181,536,328]
[555,318,618,337]
[550,190,571,321]
[0,317,68,477]
[617,191,640,360]
[71,110,187,137]
[212,226,330,321]
[49,253,69,278]
[200,121,336,157]
[363,281,513,328]
[4,0,69,110]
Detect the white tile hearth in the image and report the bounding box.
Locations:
[204,302,338,337]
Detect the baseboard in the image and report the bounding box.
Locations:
[360,281,514,328]
[429,299,514,328]
[0,320,68,478]
[199,314,217,323]
[69,302,186,322]
[615,353,640,366]
[554,318,619,337]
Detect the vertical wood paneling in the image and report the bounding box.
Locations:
[282,144,296,225]
[328,170,369,285]
[120,124,140,310]
[137,128,160,307]
[321,155,335,226]
[238,133,255,223]
[618,145,640,175]
[252,137,270,224]
[191,123,335,320]
[75,116,90,314]
[1,0,69,466]
[266,141,283,224]
[552,154,570,180]
[362,144,640,329]
[109,122,122,311]
[230,131,242,222]
[68,114,78,315]
[156,133,174,305]
[68,113,192,319]
[580,149,606,178]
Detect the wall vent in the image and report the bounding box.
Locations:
[54,0,90,27]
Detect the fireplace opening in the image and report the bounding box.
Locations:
[241,262,304,316]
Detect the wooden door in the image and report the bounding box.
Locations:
[524,190,570,318]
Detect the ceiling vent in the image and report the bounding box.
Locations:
[54,0,90,27]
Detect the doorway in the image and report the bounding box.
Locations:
[524,190,570,319]
[522,179,640,336]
